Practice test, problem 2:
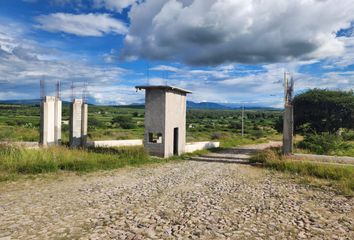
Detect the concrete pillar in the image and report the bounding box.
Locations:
[70,99,88,148]
[283,104,293,154]
[54,98,62,144]
[81,103,88,146]
[40,96,61,146]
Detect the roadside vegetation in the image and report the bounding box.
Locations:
[293,89,354,157]
[250,148,354,196]
[0,144,164,181]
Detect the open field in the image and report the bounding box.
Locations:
[0,103,282,147]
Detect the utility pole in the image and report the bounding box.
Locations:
[283,72,294,155]
[241,104,245,137]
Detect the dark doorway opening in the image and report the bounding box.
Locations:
[173,127,179,155]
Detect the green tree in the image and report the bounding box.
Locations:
[293,89,354,133]
[111,115,136,129]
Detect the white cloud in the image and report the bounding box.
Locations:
[0,23,137,104]
[93,0,137,12]
[122,0,354,66]
[35,13,127,37]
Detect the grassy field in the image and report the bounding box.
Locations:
[0,103,283,181]
[251,148,354,196]
[0,103,282,147]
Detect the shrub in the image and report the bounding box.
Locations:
[341,129,354,141]
[250,148,282,164]
[229,121,241,129]
[211,132,224,140]
[297,133,349,155]
[88,117,105,129]
[111,116,137,129]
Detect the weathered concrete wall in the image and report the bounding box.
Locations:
[164,90,186,157]
[144,89,166,157]
[283,105,294,154]
[87,140,143,148]
[40,96,61,146]
[185,142,220,153]
[69,99,88,148]
[143,89,187,158]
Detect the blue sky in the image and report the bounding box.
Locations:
[0,0,353,107]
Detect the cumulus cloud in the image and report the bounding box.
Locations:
[93,0,137,12]
[122,0,354,66]
[35,13,127,37]
[0,24,138,105]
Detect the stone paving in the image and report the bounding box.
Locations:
[0,151,353,239]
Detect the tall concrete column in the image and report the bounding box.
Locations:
[81,103,88,146]
[283,104,293,154]
[40,96,61,147]
[70,99,88,148]
[54,98,62,144]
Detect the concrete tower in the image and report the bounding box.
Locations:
[69,99,88,148]
[40,96,62,146]
[283,72,294,155]
[136,85,192,158]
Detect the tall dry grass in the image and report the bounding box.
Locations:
[250,148,354,196]
[0,145,153,181]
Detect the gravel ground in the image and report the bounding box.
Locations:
[0,160,353,239]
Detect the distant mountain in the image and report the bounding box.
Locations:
[0,99,280,110]
[0,99,72,105]
[0,99,41,105]
[187,101,231,109]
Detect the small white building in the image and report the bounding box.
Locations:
[136,85,192,158]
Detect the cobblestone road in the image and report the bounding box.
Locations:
[0,158,353,239]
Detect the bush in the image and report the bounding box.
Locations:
[341,129,354,141]
[111,116,137,129]
[250,148,282,164]
[229,122,241,129]
[88,117,105,129]
[297,133,350,155]
[211,132,223,140]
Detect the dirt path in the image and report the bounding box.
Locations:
[0,143,353,240]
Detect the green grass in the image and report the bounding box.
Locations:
[251,148,354,196]
[0,145,171,181]
[220,135,267,148]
